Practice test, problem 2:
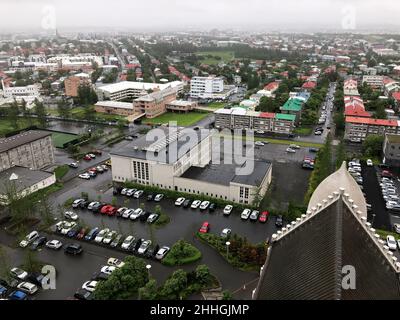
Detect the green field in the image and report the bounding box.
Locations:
[0,119,39,137]
[206,102,227,109]
[196,51,234,65]
[143,112,210,127]
[51,132,78,148]
[68,107,127,122]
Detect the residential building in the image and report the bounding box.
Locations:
[94,101,135,116]
[165,100,198,112]
[64,73,91,97]
[253,162,400,300]
[280,97,304,122]
[133,88,177,118]
[0,130,55,172]
[343,78,359,96]
[383,134,400,166]
[190,76,224,99]
[362,75,384,90]
[1,80,40,108]
[344,96,371,118]
[110,127,272,204]
[345,116,400,141]
[96,81,183,101]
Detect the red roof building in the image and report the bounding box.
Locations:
[345,117,399,127]
[302,81,317,90]
[392,92,400,102]
[264,81,279,92]
[259,112,276,118]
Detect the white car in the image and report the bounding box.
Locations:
[79,173,91,180]
[394,224,400,234]
[61,222,77,235]
[138,240,152,254]
[386,235,397,250]
[155,246,170,260]
[87,201,100,210]
[19,231,39,248]
[175,197,186,206]
[191,200,202,209]
[102,231,117,244]
[125,189,136,197]
[82,281,98,292]
[120,188,129,195]
[289,144,300,149]
[241,209,251,220]
[94,228,110,243]
[100,266,116,275]
[200,201,210,210]
[107,258,125,268]
[17,282,38,295]
[133,190,144,198]
[223,205,233,215]
[64,211,79,221]
[121,236,135,250]
[286,147,296,153]
[221,228,232,238]
[122,209,135,219]
[255,141,265,146]
[367,159,373,167]
[154,194,164,202]
[117,207,128,215]
[72,199,85,208]
[45,240,63,250]
[129,208,143,220]
[10,267,28,280]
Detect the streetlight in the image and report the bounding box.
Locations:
[372,214,376,226]
[146,264,152,277]
[226,241,231,259]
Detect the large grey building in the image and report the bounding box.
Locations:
[383,133,400,166]
[0,130,55,172]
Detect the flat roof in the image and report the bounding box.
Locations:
[0,166,54,195]
[345,116,400,127]
[95,101,133,109]
[386,134,400,144]
[97,80,182,94]
[0,130,51,153]
[275,113,296,121]
[180,160,271,187]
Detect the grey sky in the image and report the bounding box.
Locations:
[1,0,400,32]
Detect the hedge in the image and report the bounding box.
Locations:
[161,240,202,266]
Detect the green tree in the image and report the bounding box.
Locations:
[362,134,384,158]
[195,264,211,285]
[33,98,47,128]
[160,269,187,299]
[138,279,158,300]
[57,99,71,119]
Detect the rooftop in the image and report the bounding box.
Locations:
[95,101,133,110]
[345,116,400,127]
[97,80,182,94]
[385,133,400,144]
[0,130,51,154]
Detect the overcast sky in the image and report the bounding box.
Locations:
[1,0,400,32]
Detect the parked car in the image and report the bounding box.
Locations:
[275,215,283,228]
[259,211,269,223]
[72,199,85,208]
[0,278,18,288]
[100,205,117,216]
[91,272,109,281]
[19,231,39,248]
[129,208,143,220]
[85,227,99,241]
[120,188,129,195]
[8,290,28,300]
[366,159,373,166]
[183,199,192,208]
[76,228,88,240]
[223,205,233,215]
[27,272,46,287]
[10,267,28,280]
[394,224,400,234]
[91,202,104,213]
[79,173,91,180]
[100,266,116,275]
[94,229,110,243]
[286,147,296,153]
[125,188,136,197]
[175,197,186,206]
[139,211,151,222]
[240,209,251,220]
[82,281,98,292]
[137,240,152,254]
[116,207,128,218]
[209,203,216,212]
[154,194,164,202]
[249,210,260,221]
[64,211,79,221]
[83,155,92,161]
[67,225,80,238]
[200,201,210,210]
[45,239,63,250]
[74,289,93,300]
[69,162,79,168]
[0,285,7,298]
[121,236,135,250]
[103,231,117,245]
[387,235,397,250]
[64,243,83,255]
[199,222,210,233]
[220,228,231,238]
[191,200,202,209]
[147,213,159,223]
[60,221,77,235]
[17,282,38,295]
[30,236,47,250]
[133,190,144,198]
[122,208,135,219]
[87,201,101,210]
[107,258,125,268]
[147,194,155,201]
[155,246,170,260]
[110,234,123,248]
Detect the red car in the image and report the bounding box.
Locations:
[259,211,269,223]
[199,221,210,233]
[382,170,394,178]
[76,228,87,240]
[100,205,117,216]
[83,155,91,161]
[89,167,97,173]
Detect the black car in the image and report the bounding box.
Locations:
[92,202,104,213]
[30,236,47,250]
[132,238,144,253]
[74,289,93,300]
[91,272,110,281]
[0,278,18,288]
[147,194,155,201]
[27,272,45,287]
[139,211,151,222]
[209,203,216,212]
[64,243,83,255]
[183,199,191,208]
[79,200,89,209]
[275,215,283,228]
[144,244,160,259]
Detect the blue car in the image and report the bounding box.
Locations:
[67,228,79,238]
[8,290,27,300]
[84,227,99,241]
[0,285,7,297]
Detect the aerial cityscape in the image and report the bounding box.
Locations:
[1,0,400,307]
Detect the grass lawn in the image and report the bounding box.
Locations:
[206,102,227,109]
[0,118,39,137]
[196,51,234,65]
[376,229,399,239]
[293,127,313,135]
[143,112,210,127]
[51,132,78,148]
[54,165,69,180]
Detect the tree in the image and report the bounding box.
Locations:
[222,290,233,300]
[33,98,47,128]
[362,134,384,158]
[138,279,158,300]
[6,101,20,130]
[195,264,211,285]
[160,269,187,299]
[0,245,11,281]
[257,96,278,112]
[57,100,71,119]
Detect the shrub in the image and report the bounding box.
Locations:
[162,239,202,266]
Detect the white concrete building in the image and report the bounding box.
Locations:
[1,80,40,108]
[190,76,224,99]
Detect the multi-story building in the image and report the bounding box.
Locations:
[0,130,55,172]
[383,134,400,166]
[344,96,371,118]
[96,81,183,101]
[280,97,304,123]
[165,100,198,113]
[190,76,224,99]
[64,73,91,97]
[362,75,384,90]
[343,78,359,96]
[133,88,177,118]
[214,108,296,134]
[1,80,40,108]
[345,116,400,141]
[110,127,272,204]
[94,101,135,116]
